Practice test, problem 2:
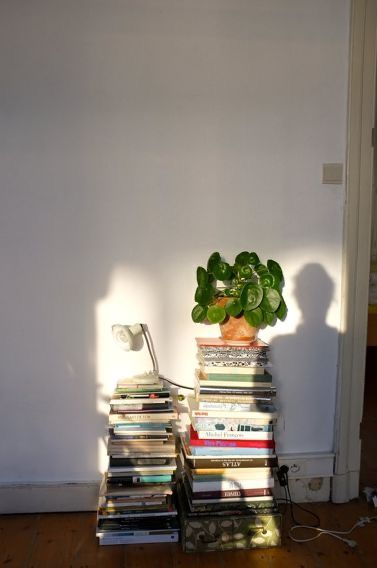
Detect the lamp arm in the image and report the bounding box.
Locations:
[140,324,158,374]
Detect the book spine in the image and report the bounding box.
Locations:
[188,437,275,449]
[191,466,273,476]
[191,410,276,421]
[201,369,272,379]
[109,458,172,467]
[191,487,273,500]
[110,433,170,440]
[191,419,273,430]
[114,391,171,399]
[189,447,275,456]
[109,412,177,422]
[190,477,274,492]
[194,409,274,418]
[197,394,276,404]
[106,475,172,484]
[115,382,163,389]
[199,382,272,390]
[195,338,269,348]
[198,387,272,396]
[110,404,172,411]
[194,430,273,441]
[110,398,172,405]
[186,457,278,469]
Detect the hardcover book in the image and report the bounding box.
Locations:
[188,398,277,420]
[188,425,275,449]
[191,417,273,432]
[198,367,270,378]
[196,338,269,349]
[180,437,278,469]
[192,428,273,441]
[186,474,274,494]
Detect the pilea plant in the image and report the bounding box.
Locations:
[191,251,287,328]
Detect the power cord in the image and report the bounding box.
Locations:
[289,516,377,548]
[162,377,194,392]
[140,324,194,392]
[276,463,320,527]
[276,462,377,548]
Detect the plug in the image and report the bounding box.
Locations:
[358,516,375,526]
[277,465,289,487]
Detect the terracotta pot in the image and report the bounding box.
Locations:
[216,297,258,342]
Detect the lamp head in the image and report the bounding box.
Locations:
[112,323,143,351]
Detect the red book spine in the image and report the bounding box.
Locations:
[189,426,275,448]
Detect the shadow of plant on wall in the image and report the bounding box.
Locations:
[270,263,338,456]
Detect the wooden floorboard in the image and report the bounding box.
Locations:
[1,499,377,567]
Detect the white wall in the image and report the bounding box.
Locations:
[0,0,349,484]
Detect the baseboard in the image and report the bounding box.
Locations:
[275,452,335,503]
[0,481,100,514]
[331,470,360,503]
[0,453,335,513]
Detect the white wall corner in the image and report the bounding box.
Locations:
[331,470,360,503]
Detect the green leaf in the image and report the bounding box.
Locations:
[207,252,221,273]
[238,264,253,279]
[212,261,232,281]
[224,298,242,317]
[249,252,260,265]
[196,266,208,287]
[223,288,234,297]
[260,273,275,288]
[191,304,207,323]
[207,305,227,324]
[276,296,287,320]
[244,307,263,327]
[260,288,281,312]
[235,251,251,266]
[195,285,214,306]
[255,263,268,275]
[262,310,276,325]
[240,283,263,310]
[267,259,283,280]
[272,275,283,289]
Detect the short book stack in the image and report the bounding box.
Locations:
[96,372,179,545]
[177,337,282,553]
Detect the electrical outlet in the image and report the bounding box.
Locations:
[281,460,307,477]
[289,462,304,475]
[277,453,334,479]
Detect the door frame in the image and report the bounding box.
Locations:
[333,0,377,503]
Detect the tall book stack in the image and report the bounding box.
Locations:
[96,371,180,545]
[177,337,281,552]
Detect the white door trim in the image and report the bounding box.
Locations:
[333,0,377,503]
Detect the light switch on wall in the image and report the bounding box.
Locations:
[322,163,343,184]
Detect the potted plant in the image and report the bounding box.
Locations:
[191,251,287,341]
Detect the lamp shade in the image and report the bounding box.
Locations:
[111,323,143,351]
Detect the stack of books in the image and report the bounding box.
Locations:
[177,337,281,552]
[96,372,180,545]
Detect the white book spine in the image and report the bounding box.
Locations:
[190,477,274,492]
[195,430,273,440]
[192,418,272,431]
[191,409,276,421]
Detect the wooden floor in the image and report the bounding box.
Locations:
[1,499,377,567]
[2,350,376,567]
